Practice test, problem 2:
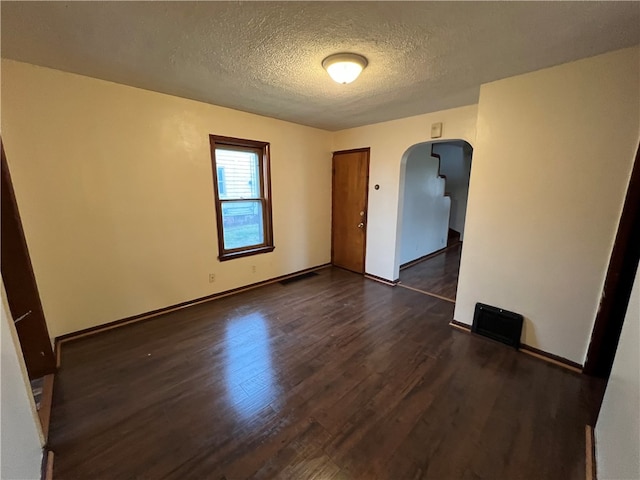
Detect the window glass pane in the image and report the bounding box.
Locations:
[216,167,226,195]
[221,201,264,250]
[215,149,261,200]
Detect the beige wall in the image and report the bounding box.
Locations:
[1,279,44,479]
[333,105,478,281]
[596,268,640,480]
[3,47,638,366]
[1,60,332,338]
[454,46,640,363]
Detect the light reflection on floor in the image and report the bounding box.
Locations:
[224,312,275,419]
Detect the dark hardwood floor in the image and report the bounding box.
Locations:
[399,243,462,300]
[49,267,604,479]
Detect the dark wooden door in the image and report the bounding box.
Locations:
[332,148,370,274]
[1,141,56,379]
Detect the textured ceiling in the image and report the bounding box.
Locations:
[2,2,639,131]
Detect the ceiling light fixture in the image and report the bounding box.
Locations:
[322,53,368,84]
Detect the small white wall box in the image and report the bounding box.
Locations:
[431,122,443,138]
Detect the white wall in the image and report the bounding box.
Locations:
[596,268,640,480]
[1,60,332,338]
[399,144,450,265]
[455,46,640,363]
[1,279,44,480]
[333,105,478,281]
[433,142,472,240]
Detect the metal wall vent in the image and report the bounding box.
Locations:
[472,303,524,349]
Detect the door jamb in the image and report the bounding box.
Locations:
[1,140,56,379]
[584,142,640,378]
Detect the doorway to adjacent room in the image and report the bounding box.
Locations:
[396,140,473,303]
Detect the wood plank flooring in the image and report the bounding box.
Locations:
[49,267,605,479]
[399,243,462,300]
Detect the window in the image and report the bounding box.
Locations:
[209,135,274,261]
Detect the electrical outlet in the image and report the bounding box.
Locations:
[209,273,216,283]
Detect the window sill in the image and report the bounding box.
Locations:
[218,245,275,262]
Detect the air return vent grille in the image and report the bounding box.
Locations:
[472,303,523,349]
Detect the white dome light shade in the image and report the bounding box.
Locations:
[322,53,368,84]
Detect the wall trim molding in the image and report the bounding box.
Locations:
[585,425,597,480]
[450,319,471,332]
[520,343,583,373]
[55,263,331,349]
[41,450,54,480]
[449,320,583,373]
[364,273,399,286]
[37,374,54,440]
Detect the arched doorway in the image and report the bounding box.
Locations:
[395,139,473,303]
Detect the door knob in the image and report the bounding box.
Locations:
[357,222,364,229]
